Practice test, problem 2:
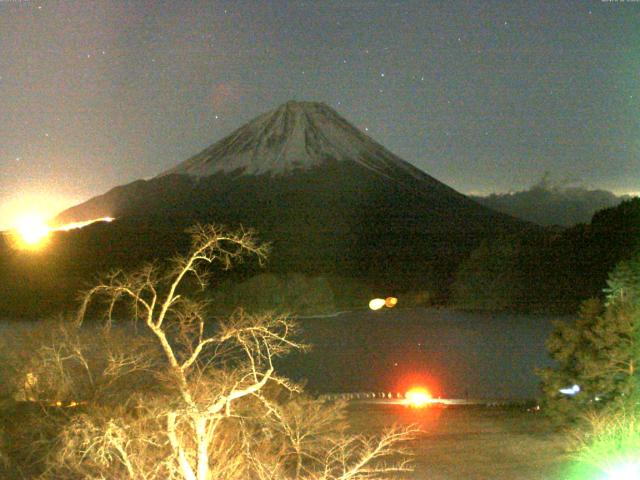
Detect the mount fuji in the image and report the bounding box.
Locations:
[53,101,529,289]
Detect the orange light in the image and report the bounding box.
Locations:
[385,297,398,308]
[405,387,432,408]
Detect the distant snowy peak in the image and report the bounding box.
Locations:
[160,101,438,185]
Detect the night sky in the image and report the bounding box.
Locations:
[1,0,638,230]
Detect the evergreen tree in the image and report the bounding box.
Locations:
[604,254,640,308]
[538,254,640,424]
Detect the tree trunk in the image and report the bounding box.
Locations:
[167,412,197,480]
[195,416,209,480]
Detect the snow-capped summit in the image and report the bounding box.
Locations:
[160,101,435,185]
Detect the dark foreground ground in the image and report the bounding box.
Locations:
[346,403,574,480]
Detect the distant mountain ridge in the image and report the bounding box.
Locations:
[471,181,629,227]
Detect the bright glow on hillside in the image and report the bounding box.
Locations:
[14,215,50,248]
[55,216,114,231]
[405,388,432,408]
[7,216,115,250]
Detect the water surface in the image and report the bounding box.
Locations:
[1,308,564,400]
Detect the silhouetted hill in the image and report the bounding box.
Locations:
[451,198,640,313]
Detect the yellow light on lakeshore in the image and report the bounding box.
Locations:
[14,215,50,248]
[385,297,398,308]
[405,388,432,408]
[369,298,386,310]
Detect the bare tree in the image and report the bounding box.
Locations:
[244,395,418,480]
[31,224,418,480]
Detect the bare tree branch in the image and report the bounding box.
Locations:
[22,224,416,480]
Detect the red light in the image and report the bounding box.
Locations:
[405,387,432,408]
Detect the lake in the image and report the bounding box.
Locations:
[277,308,563,400]
[0,308,565,400]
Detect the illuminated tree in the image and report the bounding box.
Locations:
[538,253,640,425]
[20,224,417,480]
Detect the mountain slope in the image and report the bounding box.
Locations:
[52,101,531,292]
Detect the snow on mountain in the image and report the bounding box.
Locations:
[160,101,439,187]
